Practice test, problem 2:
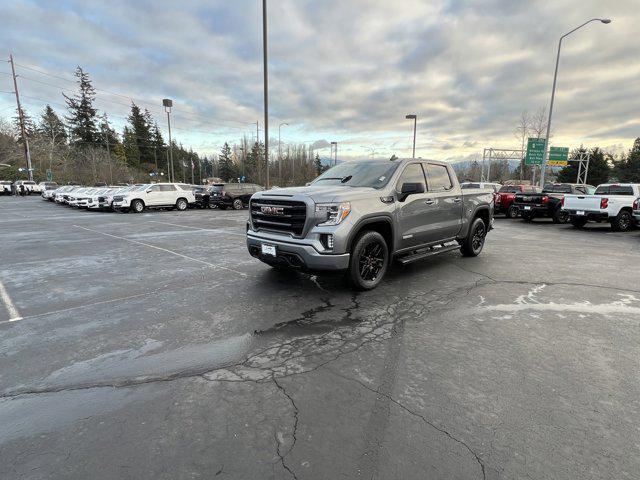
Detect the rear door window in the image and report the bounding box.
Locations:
[159,185,177,192]
[425,164,453,191]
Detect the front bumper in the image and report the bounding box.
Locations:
[247,230,350,271]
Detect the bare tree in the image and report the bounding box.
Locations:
[514,111,531,180]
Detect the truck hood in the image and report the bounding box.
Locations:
[257,185,380,203]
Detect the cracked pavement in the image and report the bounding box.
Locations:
[1,196,640,479]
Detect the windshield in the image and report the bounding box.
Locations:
[311,161,399,189]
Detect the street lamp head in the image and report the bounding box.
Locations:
[600,18,611,24]
[405,114,417,119]
[330,141,337,145]
[162,98,173,108]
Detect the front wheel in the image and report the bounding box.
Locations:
[348,231,389,290]
[233,198,243,210]
[130,199,144,213]
[460,217,487,257]
[506,204,519,219]
[611,210,633,232]
[175,198,188,211]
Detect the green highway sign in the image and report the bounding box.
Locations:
[525,138,545,165]
[548,146,569,166]
[46,169,53,181]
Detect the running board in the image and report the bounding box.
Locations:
[396,243,460,265]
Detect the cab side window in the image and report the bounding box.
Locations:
[425,164,453,191]
[395,164,426,192]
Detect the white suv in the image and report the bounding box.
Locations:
[112,183,195,213]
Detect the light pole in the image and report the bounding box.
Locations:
[539,18,611,187]
[331,141,337,166]
[262,0,270,189]
[163,98,174,182]
[405,114,417,158]
[278,122,288,186]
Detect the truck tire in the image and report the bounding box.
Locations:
[460,217,487,257]
[552,207,569,224]
[610,210,633,232]
[175,198,188,211]
[521,210,534,222]
[130,199,144,213]
[507,205,519,219]
[570,217,588,228]
[348,230,389,290]
[233,198,243,210]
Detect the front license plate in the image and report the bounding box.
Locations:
[261,243,277,257]
[524,206,531,210]
[576,210,585,216]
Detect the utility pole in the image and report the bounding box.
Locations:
[262,0,270,189]
[9,54,33,181]
[278,122,288,186]
[331,141,337,166]
[102,113,113,184]
[405,114,417,158]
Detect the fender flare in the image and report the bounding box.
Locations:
[346,214,395,253]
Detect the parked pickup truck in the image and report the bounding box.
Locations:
[633,197,640,224]
[514,183,594,223]
[563,183,640,231]
[495,184,541,218]
[246,158,494,290]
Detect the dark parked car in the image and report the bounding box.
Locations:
[495,184,541,218]
[208,183,264,210]
[514,183,595,223]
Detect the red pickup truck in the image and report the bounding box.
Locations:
[495,184,541,218]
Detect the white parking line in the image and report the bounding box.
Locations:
[0,279,22,322]
[73,225,249,276]
[148,220,246,236]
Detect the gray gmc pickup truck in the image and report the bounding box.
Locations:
[246,158,493,289]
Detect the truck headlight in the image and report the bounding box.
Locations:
[316,202,351,226]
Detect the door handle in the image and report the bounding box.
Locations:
[424,199,435,205]
[453,197,461,203]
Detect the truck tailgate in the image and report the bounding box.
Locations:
[563,195,601,211]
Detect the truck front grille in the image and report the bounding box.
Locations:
[250,199,307,236]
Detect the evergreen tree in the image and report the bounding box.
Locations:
[557,147,610,186]
[218,142,234,181]
[63,66,98,145]
[150,122,165,171]
[122,126,140,167]
[614,138,640,182]
[313,153,323,175]
[39,105,67,145]
[97,114,119,150]
[13,107,37,140]
[127,103,153,166]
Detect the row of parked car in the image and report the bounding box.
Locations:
[461,181,640,232]
[1,180,58,195]
[39,181,265,213]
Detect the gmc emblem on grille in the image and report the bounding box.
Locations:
[261,205,284,215]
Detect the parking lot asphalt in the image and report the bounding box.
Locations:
[1,195,640,480]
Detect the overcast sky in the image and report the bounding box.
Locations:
[1,0,638,162]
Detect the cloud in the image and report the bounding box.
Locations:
[0,0,638,161]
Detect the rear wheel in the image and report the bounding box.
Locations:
[570,216,588,228]
[460,217,487,257]
[506,204,519,219]
[233,198,243,210]
[130,199,144,213]
[348,231,389,290]
[553,207,569,224]
[611,210,633,232]
[175,198,188,211]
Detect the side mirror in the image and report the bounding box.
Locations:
[146,189,152,193]
[398,182,424,201]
